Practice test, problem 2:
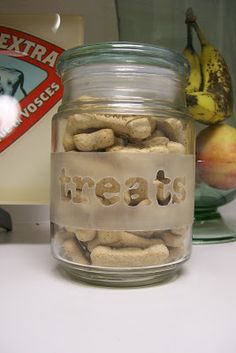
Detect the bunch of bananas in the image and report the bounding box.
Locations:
[183,8,233,124]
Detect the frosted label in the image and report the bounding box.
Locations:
[51,152,195,231]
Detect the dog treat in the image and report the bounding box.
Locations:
[125,177,149,206]
[96,231,165,249]
[64,113,154,140]
[106,145,125,152]
[65,227,96,241]
[65,226,76,233]
[131,231,155,238]
[156,117,185,145]
[63,131,76,151]
[75,229,97,242]
[138,199,152,206]
[73,129,115,151]
[127,117,155,139]
[106,145,139,152]
[167,246,185,262]
[148,145,169,153]
[107,142,183,154]
[62,238,90,265]
[114,136,128,146]
[86,232,164,251]
[124,190,132,205]
[86,237,101,252]
[106,144,169,153]
[86,230,167,251]
[54,230,74,245]
[57,227,188,265]
[167,141,186,154]
[91,243,169,267]
[95,176,120,206]
[57,113,190,268]
[161,231,185,248]
[143,136,169,148]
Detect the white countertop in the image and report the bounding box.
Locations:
[0,219,236,353]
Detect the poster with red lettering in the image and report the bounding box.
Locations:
[0,26,64,152]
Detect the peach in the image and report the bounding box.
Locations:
[196,124,236,190]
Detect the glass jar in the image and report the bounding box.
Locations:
[50,42,195,287]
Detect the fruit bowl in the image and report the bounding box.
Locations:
[193,123,236,243]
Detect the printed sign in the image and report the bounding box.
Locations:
[0,25,64,152]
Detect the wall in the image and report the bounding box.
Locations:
[0,0,118,44]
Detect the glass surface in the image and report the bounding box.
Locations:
[57,42,189,76]
[50,42,195,286]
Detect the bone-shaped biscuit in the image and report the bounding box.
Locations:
[65,227,97,242]
[73,129,115,151]
[97,231,165,248]
[161,231,186,248]
[91,244,169,267]
[63,238,90,265]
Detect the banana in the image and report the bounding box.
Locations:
[185,8,233,124]
[186,91,227,124]
[182,22,201,93]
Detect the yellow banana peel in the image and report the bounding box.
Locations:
[182,23,201,93]
[186,91,228,124]
[184,8,233,125]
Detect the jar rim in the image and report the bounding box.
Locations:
[57,41,189,77]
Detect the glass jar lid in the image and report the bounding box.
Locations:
[57,41,189,78]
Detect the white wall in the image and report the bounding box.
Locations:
[0,0,118,43]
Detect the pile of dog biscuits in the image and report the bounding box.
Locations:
[55,113,189,267]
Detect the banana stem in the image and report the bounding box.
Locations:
[191,21,209,47]
[186,23,194,51]
[185,8,209,46]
